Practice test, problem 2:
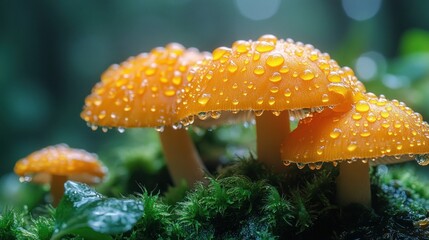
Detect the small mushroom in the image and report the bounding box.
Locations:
[14,144,107,206]
[81,43,210,186]
[281,93,429,207]
[178,34,353,171]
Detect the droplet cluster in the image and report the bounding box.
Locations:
[281,93,429,167]
[14,144,107,184]
[81,43,210,130]
[177,35,353,121]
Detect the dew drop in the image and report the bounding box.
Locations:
[206,112,219,120]
[317,146,325,155]
[232,99,239,105]
[253,66,265,75]
[394,121,402,129]
[164,89,176,97]
[366,112,377,123]
[299,69,315,81]
[124,105,132,112]
[91,125,98,131]
[360,130,371,137]
[309,51,319,61]
[213,47,229,60]
[268,97,276,106]
[253,51,261,61]
[284,89,292,97]
[155,126,165,132]
[266,54,284,67]
[294,48,304,57]
[315,162,323,170]
[279,65,289,73]
[416,154,429,166]
[328,73,341,83]
[296,163,306,169]
[272,111,281,116]
[381,121,390,128]
[321,94,329,103]
[327,83,349,97]
[283,160,291,166]
[234,40,250,53]
[352,112,362,120]
[19,176,32,183]
[258,34,278,44]
[254,110,264,116]
[227,61,238,73]
[117,127,125,133]
[198,94,211,105]
[198,112,209,120]
[356,100,370,113]
[329,128,342,139]
[101,127,109,133]
[256,97,264,105]
[381,110,389,118]
[255,42,275,53]
[172,122,182,130]
[308,163,316,170]
[269,72,282,83]
[347,142,358,152]
[270,86,279,93]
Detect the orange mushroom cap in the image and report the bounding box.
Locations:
[281,93,429,167]
[177,34,355,122]
[81,43,210,129]
[14,144,107,184]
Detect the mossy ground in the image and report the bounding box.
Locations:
[1,157,429,239]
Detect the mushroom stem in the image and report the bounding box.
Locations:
[50,174,68,207]
[158,127,206,186]
[336,161,371,207]
[256,111,290,172]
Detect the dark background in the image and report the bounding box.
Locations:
[1,0,429,178]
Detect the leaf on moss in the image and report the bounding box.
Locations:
[52,181,144,240]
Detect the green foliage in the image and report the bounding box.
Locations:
[0,208,23,240]
[2,160,429,239]
[400,29,429,56]
[122,191,174,239]
[17,214,55,240]
[162,180,189,205]
[52,181,144,240]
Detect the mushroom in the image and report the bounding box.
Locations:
[178,34,352,171]
[81,43,210,186]
[14,144,107,206]
[281,93,429,207]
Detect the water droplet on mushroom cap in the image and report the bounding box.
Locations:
[81,43,209,128]
[281,93,429,165]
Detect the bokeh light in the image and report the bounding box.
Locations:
[342,0,382,21]
[235,0,281,21]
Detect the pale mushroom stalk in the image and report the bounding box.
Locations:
[159,127,206,185]
[336,161,371,207]
[51,175,68,207]
[256,111,290,171]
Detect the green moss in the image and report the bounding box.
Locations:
[2,159,429,239]
[0,208,23,240]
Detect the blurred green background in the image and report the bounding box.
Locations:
[1,0,429,203]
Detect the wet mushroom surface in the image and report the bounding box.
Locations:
[177,34,356,170]
[281,92,429,206]
[81,43,210,186]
